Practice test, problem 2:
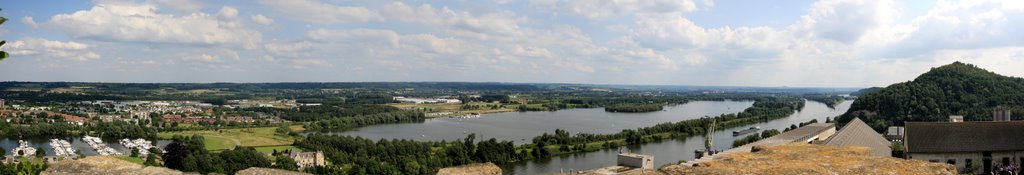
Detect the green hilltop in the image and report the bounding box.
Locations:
[838,62,1024,131]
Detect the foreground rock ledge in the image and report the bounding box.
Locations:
[436,162,501,175]
[41,156,309,175]
[660,144,956,175]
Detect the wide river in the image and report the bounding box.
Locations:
[337,99,853,175]
[502,100,853,174]
[336,100,755,144]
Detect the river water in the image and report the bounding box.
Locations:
[336,100,755,145]
[501,100,853,174]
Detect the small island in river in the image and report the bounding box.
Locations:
[604,103,664,113]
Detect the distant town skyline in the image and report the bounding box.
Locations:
[2,0,1024,87]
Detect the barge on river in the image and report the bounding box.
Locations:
[733,126,761,136]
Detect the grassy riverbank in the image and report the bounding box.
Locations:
[156,125,303,151]
[389,102,516,118]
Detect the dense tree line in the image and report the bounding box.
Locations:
[243,104,400,122]
[784,119,819,132]
[294,133,521,174]
[0,161,48,175]
[163,135,271,174]
[476,94,512,103]
[88,121,157,139]
[803,94,844,108]
[839,62,1024,131]
[461,104,505,110]
[0,121,81,138]
[850,87,882,97]
[0,120,154,139]
[732,129,780,147]
[304,111,425,131]
[527,97,804,157]
[604,103,664,113]
[516,103,577,112]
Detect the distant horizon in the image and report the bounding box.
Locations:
[0,80,867,89]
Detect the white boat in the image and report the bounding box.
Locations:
[12,140,37,157]
[83,136,121,156]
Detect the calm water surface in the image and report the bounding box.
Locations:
[336,100,755,144]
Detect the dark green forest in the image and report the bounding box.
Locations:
[162,135,272,174]
[802,94,844,108]
[838,62,1024,131]
[850,87,882,96]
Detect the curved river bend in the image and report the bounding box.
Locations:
[335,100,755,145]
[501,100,853,174]
[335,100,852,174]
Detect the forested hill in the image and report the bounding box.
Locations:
[850,87,882,97]
[837,62,1024,131]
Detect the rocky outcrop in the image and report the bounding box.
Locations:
[41,156,189,175]
[41,156,307,175]
[436,163,501,175]
[235,167,310,175]
[661,144,956,175]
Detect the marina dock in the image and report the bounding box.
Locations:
[83,136,121,156]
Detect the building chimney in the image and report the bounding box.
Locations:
[949,115,964,123]
[993,106,1011,121]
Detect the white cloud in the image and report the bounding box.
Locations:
[6,37,101,61]
[879,1,1024,57]
[289,59,333,69]
[306,28,400,48]
[21,16,38,29]
[620,14,792,71]
[258,0,382,24]
[562,0,698,19]
[182,53,222,63]
[217,6,239,19]
[149,0,205,12]
[251,14,274,25]
[9,0,1024,86]
[380,2,525,38]
[793,0,897,44]
[265,41,312,53]
[47,4,261,48]
[529,0,558,5]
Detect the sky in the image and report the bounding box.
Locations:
[1,0,1024,87]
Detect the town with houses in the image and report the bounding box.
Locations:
[0,97,328,169]
[0,99,300,127]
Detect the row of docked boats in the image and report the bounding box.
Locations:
[10,140,37,157]
[120,138,155,157]
[83,136,121,156]
[49,139,76,158]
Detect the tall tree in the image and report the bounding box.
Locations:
[0,8,8,60]
[272,155,299,171]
